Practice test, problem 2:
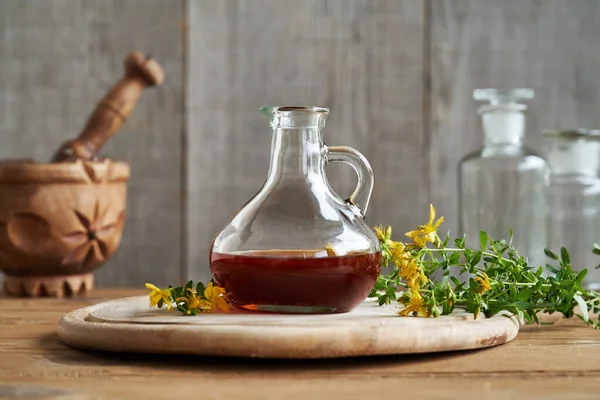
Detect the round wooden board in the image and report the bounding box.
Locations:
[57,296,520,359]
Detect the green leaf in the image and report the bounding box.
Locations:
[470,252,482,267]
[544,247,559,260]
[385,285,397,301]
[440,275,449,288]
[442,231,451,247]
[531,311,540,329]
[185,280,193,291]
[517,288,532,301]
[479,231,488,251]
[574,294,589,322]
[196,281,206,296]
[575,269,588,284]
[513,300,531,310]
[593,243,600,256]
[560,247,571,265]
[442,299,452,315]
[373,280,386,291]
[449,252,461,265]
[546,263,561,274]
[454,238,465,248]
[464,249,472,260]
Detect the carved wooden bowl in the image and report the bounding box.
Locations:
[0,159,129,297]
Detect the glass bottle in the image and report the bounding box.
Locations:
[458,89,550,269]
[209,106,382,314]
[543,129,600,290]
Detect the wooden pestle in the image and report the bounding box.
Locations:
[51,52,164,162]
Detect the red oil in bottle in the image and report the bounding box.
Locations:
[210,249,382,313]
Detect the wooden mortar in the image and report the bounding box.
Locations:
[0,52,163,297]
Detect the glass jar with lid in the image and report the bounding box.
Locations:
[542,129,600,290]
[458,89,550,270]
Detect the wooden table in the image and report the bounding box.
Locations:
[1,289,599,400]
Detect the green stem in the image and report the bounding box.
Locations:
[502,282,551,288]
[378,276,407,288]
[425,247,519,266]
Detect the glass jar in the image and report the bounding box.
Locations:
[209,106,382,314]
[543,129,600,290]
[458,89,550,269]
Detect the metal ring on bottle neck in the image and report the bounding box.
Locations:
[262,106,329,129]
[274,106,329,113]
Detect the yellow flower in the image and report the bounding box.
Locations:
[474,273,491,295]
[400,259,428,291]
[179,288,209,312]
[374,225,394,248]
[179,282,230,314]
[145,283,173,311]
[398,292,429,317]
[203,282,230,312]
[389,241,428,292]
[405,204,444,247]
[390,241,410,264]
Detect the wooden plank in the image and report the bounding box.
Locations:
[55,297,519,359]
[0,376,599,400]
[429,0,600,237]
[186,0,427,282]
[0,376,597,400]
[0,0,185,287]
[0,290,600,400]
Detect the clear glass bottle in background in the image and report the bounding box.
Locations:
[458,89,550,270]
[543,129,600,290]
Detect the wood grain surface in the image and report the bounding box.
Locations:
[1,289,600,399]
[56,295,519,358]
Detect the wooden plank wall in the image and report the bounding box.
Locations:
[0,0,599,287]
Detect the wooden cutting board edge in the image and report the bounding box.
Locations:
[56,296,521,359]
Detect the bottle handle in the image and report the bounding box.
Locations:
[325,145,374,216]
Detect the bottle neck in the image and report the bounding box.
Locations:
[546,138,600,179]
[480,107,525,147]
[265,127,324,185]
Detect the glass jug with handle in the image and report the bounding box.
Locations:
[209,106,382,314]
